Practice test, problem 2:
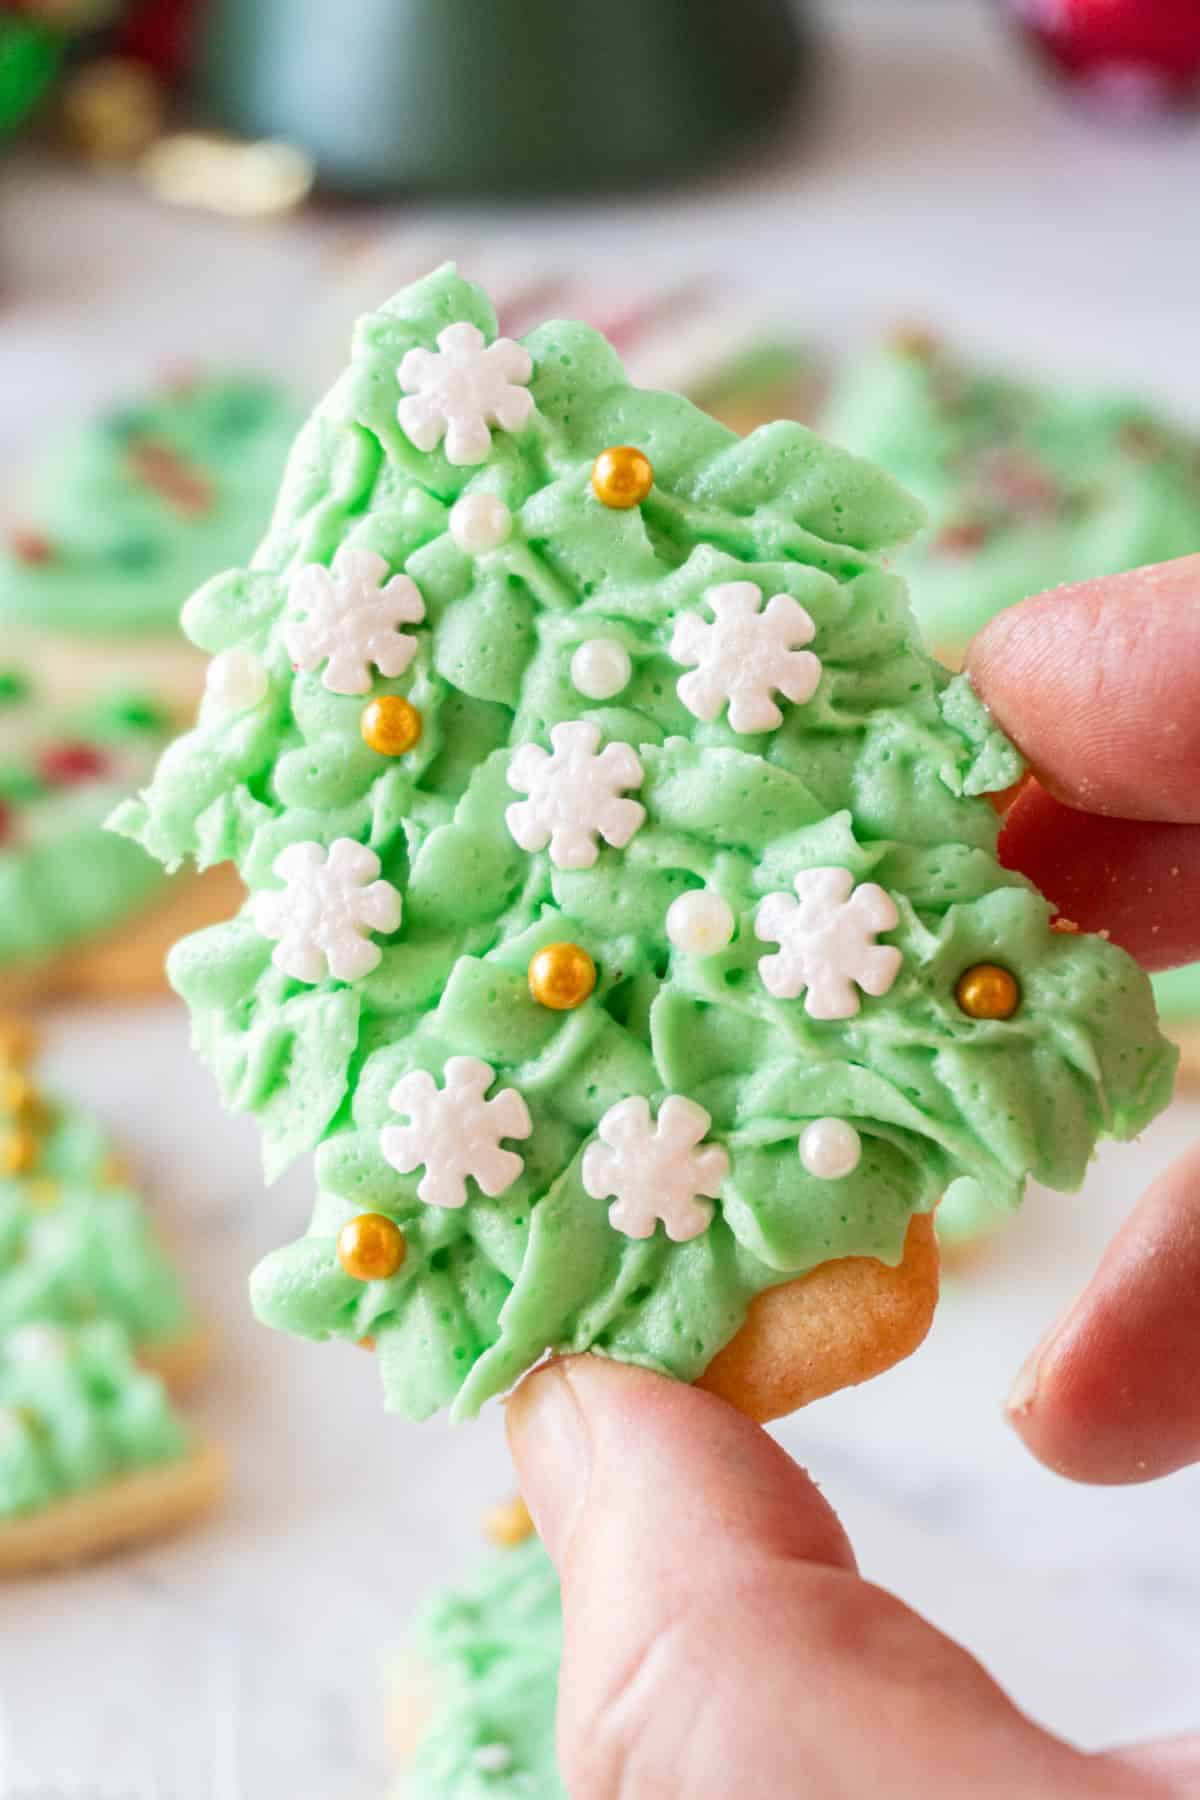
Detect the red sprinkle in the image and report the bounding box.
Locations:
[127,438,214,516]
[8,529,54,566]
[38,743,111,786]
[932,520,989,557]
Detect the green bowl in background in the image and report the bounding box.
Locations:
[198,0,808,195]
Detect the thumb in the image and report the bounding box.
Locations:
[506,1357,1129,1800]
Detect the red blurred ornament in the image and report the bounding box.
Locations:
[39,742,110,785]
[1008,0,1200,118]
[117,0,204,84]
[0,802,14,847]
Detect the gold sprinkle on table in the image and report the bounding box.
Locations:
[483,1496,534,1547]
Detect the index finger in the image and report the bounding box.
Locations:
[967,555,1200,825]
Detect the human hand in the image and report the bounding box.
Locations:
[969,553,1200,1484]
[508,1357,1198,1798]
[505,557,1200,1799]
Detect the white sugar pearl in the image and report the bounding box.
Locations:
[449,492,513,554]
[472,1744,513,1774]
[205,648,268,714]
[571,637,632,701]
[799,1118,862,1180]
[666,889,735,957]
[7,1322,68,1363]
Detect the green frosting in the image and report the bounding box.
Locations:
[0,674,173,969]
[0,1091,194,1350]
[0,1319,188,1521]
[0,375,300,638]
[406,1535,564,1799]
[114,268,1177,1422]
[825,337,1200,1036]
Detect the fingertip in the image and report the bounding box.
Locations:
[1007,1143,1200,1486]
[968,557,1200,824]
[507,1354,855,1576]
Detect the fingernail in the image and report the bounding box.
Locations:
[505,1360,591,1563]
[1006,1316,1062,1420]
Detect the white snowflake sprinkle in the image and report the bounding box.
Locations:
[582,1095,728,1243]
[506,720,645,870]
[670,580,822,733]
[755,867,901,1020]
[380,1057,532,1210]
[253,838,401,984]
[397,321,534,466]
[284,545,425,697]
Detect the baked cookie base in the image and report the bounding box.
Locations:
[0,862,244,1007]
[0,1439,226,1576]
[697,1212,939,1422]
[2,627,205,718]
[138,1325,213,1397]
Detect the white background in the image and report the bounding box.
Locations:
[1,3,1198,1795]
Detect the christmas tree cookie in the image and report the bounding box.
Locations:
[395,1507,564,1800]
[0,373,300,714]
[0,1028,222,1572]
[0,1027,207,1391]
[0,667,240,1004]
[824,332,1200,1085]
[0,1319,225,1575]
[113,267,1177,1424]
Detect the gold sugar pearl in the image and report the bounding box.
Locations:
[2,1073,37,1116]
[356,1335,377,1353]
[337,1213,407,1282]
[361,695,423,757]
[955,963,1020,1021]
[0,1130,39,1177]
[591,446,654,510]
[528,942,596,1011]
[484,1496,534,1547]
[1050,916,1081,935]
[0,1021,37,1067]
[27,1178,61,1212]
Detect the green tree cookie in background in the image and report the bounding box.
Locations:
[0,672,174,980]
[0,1318,189,1524]
[824,333,1200,1098]
[1,374,300,708]
[114,267,1176,1422]
[0,1038,194,1357]
[0,1028,221,1563]
[399,1523,564,1800]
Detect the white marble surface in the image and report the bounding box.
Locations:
[2,2,1200,1794]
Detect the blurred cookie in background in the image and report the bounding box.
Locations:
[0,669,241,1004]
[0,372,300,714]
[392,1503,563,1799]
[0,1028,223,1573]
[824,332,1200,1085]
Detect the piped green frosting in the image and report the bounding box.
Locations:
[0,1320,189,1520]
[114,268,1177,1421]
[0,374,300,638]
[406,1534,564,1799]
